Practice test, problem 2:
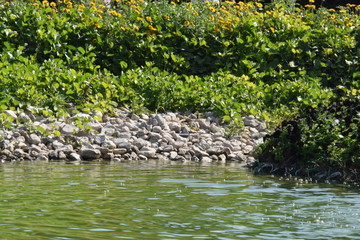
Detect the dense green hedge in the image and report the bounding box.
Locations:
[0,0,359,177]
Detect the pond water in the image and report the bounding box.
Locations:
[0,160,359,240]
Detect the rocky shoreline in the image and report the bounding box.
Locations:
[0,109,268,164]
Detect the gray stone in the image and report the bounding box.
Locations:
[197,119,211,130]
[134,138,150,149]
[149,132,162,142]
[69,152,82,161]
[139,147,156,158]
[61,124,79,135]
[13,148,26,158]
[80,149,101,160]
[201,156,212,163]
[152,126,162,133]
[218,154,227,162]
[228,152,247,162]
[168,122,181,132]
[154,114,167,126]
[138,154,148,160]
[102,140,116,149]
[94,135,106,145]
[173,140,186,149]
[169,151,178,159]
[101,125,116,136]
[117,132,132,139]
[58,151,67,159]
[162,145,174,152]
[1,149,12,157]
[18,112,31,122]
[86,121,103,132]
[36,153,49,161]
[242,145,254,154]
[113,148,127,154]
[3,110,17,120]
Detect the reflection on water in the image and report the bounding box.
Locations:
[0,160,359,240]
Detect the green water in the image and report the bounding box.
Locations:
[0,160,359,240]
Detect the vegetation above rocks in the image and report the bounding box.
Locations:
[0,0,359,179]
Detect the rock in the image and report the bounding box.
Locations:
[113,148,127,154]
[149,132,162,143]
[139,147,156,158]
[3,110,17,120]
[152,126,162,133]
[192,146,209,157]
[86,121,103,132]
[61,124,79,135]
[36,153,49,161]
[154,114,167,126]
[69,152,82,161]
[169,151,178,159]
[18,112,31,122]
[102,139,116,149]
[228,152,247,162]
[13,148,26,158]
[94,135,106,145]
[197,119,211,130]
[168,122,181,132]
[201,156,212,163]
[134,138,150,149]
[162,145,174,152]
[79,149,101,160]
[58,151,67,159]
[173,140,186,149]
[242,145,253,154]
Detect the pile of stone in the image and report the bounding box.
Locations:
[0,109,268,164]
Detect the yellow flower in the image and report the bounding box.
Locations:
[170,1,176,6]
[121,26,126,31]
[50,2,56,7]
[146,16,152,22]
[255,2,263,8]
[329,8,335,12]
[270,27,275,33]
[149,25,157,32]
[209,7,216,13]
[42,0,49,7]
[99,4,106,8]
[309,0,314,3]
[163,15,170,20]
[304,4,315,9]
[136,17,143,21]
[339,10,347,13]
[194,12,199,16]
[133,25,139,31]
[183,20,192,26]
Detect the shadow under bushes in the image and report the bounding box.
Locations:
[254,99,360,183]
